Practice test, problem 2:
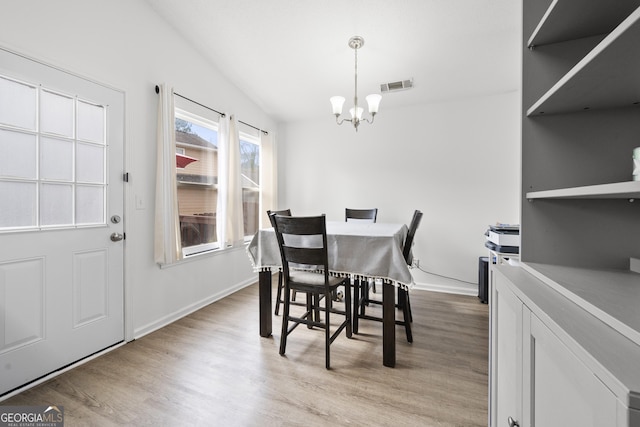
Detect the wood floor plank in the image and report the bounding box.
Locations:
[2,278,489,426]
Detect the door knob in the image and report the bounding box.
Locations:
[508,416,520,427]
[110,232,124,242]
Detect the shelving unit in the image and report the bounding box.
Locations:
[490,2,640,426]
[528,0,640,48]
[521,1,640,269]
[527,6,640,116]
[526,180,640,200]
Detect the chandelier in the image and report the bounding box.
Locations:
[330,36,382,132]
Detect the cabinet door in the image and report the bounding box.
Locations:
[528,313,618,427]
[491,272,524,427]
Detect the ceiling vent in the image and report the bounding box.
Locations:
[380,79,413,93]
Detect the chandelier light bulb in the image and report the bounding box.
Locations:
[330,96,346,115]
[349,106,364,120]
[366,94,382,115]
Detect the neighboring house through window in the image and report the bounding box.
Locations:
[174,106,261,257]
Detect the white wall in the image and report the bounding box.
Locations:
[279,91,520,293]
[0,0,275,338]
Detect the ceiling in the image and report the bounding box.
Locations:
[144,0,521,124]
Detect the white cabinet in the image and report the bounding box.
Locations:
[528,313,618,427]
[490,270,523,426]
[490,265,640,427]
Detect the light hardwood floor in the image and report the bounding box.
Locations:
[2,278,489,426]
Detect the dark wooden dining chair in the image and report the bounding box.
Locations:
[272,214,352,369]
[267,209,293,315]
[399,210,423,324]
[345,208,378,222]
[354,209,423,343]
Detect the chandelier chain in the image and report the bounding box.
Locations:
[354,44,359,115]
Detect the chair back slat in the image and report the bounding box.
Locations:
[345,208,378,222]
[282,246,326,266]
[403,210,423,265]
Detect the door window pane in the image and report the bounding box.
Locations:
[76,143,104,184]
[40,90,74,137]
[40,136,73,181]
[0,76,36,130]
[77,101,104,144]
[76,185,104,224]
[40,183,73,226]
[0,129,36,179]
[0,181,37,228]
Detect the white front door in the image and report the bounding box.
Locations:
[0,48,125,396]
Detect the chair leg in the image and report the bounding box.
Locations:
[363,279,371,306]
[325,290,331,369]
[313,293,321,323]
[397,286,413,323]
[353,277,360,334]
[279,284,291,355]
[274,271,283,315]
[360,280,368,316]
[307,293,315,328]
[345,281,352,338]
[399,288,412,343]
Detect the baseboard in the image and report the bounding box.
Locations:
[412,281,478,297]
[133,277,256,339]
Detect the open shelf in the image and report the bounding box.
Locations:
[528,0,640,47]
[527,6,640,116]
[526,180,640,200]
[522,262,640,347]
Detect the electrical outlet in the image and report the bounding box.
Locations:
[412,258,419,268]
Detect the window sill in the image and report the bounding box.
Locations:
[158,242,249,269]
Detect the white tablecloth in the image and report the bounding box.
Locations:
[246,221,414,288]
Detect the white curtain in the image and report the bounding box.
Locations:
[154,84,182,265]
[260,131,277,227]
[217,114,245,247]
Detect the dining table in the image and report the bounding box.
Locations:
[246,220,414,367]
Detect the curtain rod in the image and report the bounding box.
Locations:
[155,85,268,135]
[238,118,268,136]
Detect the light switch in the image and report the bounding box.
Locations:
[135,195,145,210]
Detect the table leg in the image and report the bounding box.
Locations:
[382,281,396,367]
[353,277,360,334]
[259,270,272,337]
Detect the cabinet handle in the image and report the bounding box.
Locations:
[507,416,520,427]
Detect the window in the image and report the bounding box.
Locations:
[0,74,106,231]
[173,103,262,256]
[174,108,219,255]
